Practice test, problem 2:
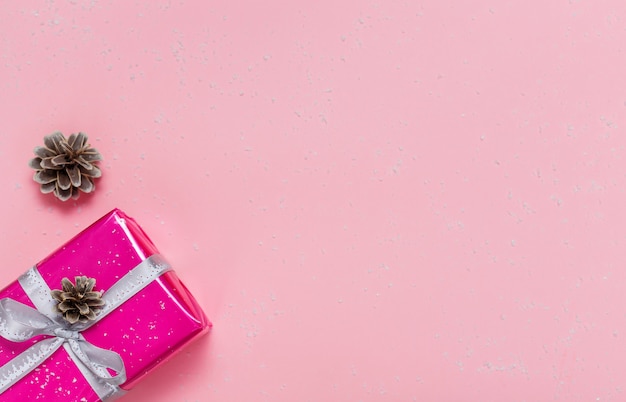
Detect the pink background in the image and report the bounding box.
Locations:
[0,1,625,401]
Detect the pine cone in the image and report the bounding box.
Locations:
[29,132,103,201]
[51,276,105,324]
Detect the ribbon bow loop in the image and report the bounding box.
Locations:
[0,298,57,341]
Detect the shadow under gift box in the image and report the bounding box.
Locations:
[0,209,211,401]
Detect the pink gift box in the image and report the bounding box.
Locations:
[0,209,211,401]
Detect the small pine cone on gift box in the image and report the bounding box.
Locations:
[29,132,102,201]
[51,276,105,324]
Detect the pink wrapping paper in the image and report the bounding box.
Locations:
[0,209,210,401]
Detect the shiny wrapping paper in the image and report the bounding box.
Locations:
[0,209,210,401]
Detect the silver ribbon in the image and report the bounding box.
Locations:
[0,253,172,400]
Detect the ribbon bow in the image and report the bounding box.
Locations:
[0,298,126,384]
[0,253,172,400]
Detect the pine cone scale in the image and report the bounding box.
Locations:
[76,303,90,315]
[65,311,80,324]
[43,133,61,150]
[29,158,42,169]
[78,164,102,178]
[34,146,54,159]
[39,158,61,170]
[67,165,81,187]
[34,170,57,184]
[56,188,72,201]
[71,133,88,150]
[40,182,56,193]
[75,158,94,170]
[51,154,69,166]
[80,153,102,162]
[59,141,73,154]
[61,278,74,292]
[57,171,71,190]
[86,298,105,307]
[58,300,76,312]
[77,277,95,293]
[78,178,94,193]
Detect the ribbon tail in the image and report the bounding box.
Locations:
[0,338,64,394]
[68,339,127,386]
